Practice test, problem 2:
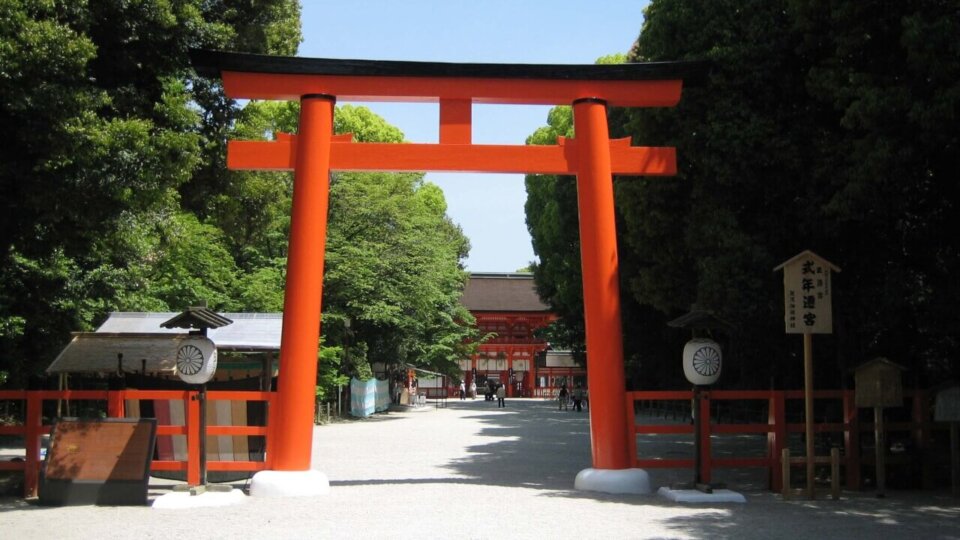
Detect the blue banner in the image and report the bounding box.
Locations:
[375,379,391,412]
[350,378,377,418]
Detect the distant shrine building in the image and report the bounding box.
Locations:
[457,273,583,398]
[47,274,587,400]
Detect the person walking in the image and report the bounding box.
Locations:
[459,381,466,400]
[558,384,569,411]
[496,383,506,408]
[469,380,477,400]
[572,383,585,412]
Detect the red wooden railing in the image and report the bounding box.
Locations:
[626,389,935,492]
[0,389,274,497]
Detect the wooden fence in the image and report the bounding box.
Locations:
[627,389,937,492]
[0,389,273,497]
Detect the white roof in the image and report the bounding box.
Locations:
[46,312,283,374]
[96,312,282,350]
[46,333,211,374]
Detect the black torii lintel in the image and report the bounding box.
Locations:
[189,49,708,85]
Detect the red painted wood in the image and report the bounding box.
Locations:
[574,98,630,469]
[220,70,683,107]
[439,99,471,144]
[186,391,201,486]
[227,138,677,176]
[272,95,335,471]
[699,390,713,483]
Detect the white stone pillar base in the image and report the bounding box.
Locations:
[574,468,651,495]
[249,470,330,498]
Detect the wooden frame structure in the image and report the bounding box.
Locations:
[190,50,699,473]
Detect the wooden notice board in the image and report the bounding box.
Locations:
[39,418,157,506]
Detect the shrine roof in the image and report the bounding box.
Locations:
[190,49,706,83]
[461,273,550,313]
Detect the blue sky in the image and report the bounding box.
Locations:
[298,1,650,271]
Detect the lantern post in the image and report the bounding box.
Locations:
[666,308,735,496]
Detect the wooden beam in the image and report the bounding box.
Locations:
[227,137,676,176]
[220,71,684,108]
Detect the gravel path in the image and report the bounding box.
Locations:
[1,398,958,539]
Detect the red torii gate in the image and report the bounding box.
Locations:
[191,50,697,495]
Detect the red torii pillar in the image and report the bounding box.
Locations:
[271,94,334,470]
[573,98,629,469]
[190,50,693,496]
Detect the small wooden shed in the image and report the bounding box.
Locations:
[854,357,906,409]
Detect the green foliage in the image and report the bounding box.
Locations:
[323,108,476,382]
[526,1,960,388]
[0,1,301,385]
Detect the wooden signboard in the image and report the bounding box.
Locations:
[775,250,840,335]
[39,418,157,506]
[774,250,841,499]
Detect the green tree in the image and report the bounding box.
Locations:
[219,100,478,390]
[525,1,959,389]
[618,0,814,388]
[0,1,301,385]
[524,106,585,357]
[324,107,477,381]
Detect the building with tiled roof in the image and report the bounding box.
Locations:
[457,273,558,398]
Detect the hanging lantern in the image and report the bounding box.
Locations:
[682,338,721,386]
[175,336,218,385]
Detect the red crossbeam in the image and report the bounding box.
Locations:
[222,72,682,107]
[228,135,676,175]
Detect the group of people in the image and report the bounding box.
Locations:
[459,380,507,407]
[456,380,586,411]
[557,383,587,412]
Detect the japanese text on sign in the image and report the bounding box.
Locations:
[782,256,834,334]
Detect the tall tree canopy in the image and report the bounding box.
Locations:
[526,0,959,389]
[193,99,478,389]
[0,2,476,392]
[0,0,301,385]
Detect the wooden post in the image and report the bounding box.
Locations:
[107,389,124,418]
[699,388,713,485]
[693,386,702,485]
[572,97,630,470]
[875,406,886,497]
[198,385,208,486]
[913,391,933,489]
[273,94,335,471]
[625,393,638,468]
[831,447,841,500]
[781,448,791,499]
[803,332,815,499]
[260,353,273,392]
[24,392,42,498]
[769,391,787,492]
[843,389,861,489]
[187,390,201,486]
[57,373,63,417]
[951,422,959,497]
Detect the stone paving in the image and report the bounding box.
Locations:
[1,397,958,539]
